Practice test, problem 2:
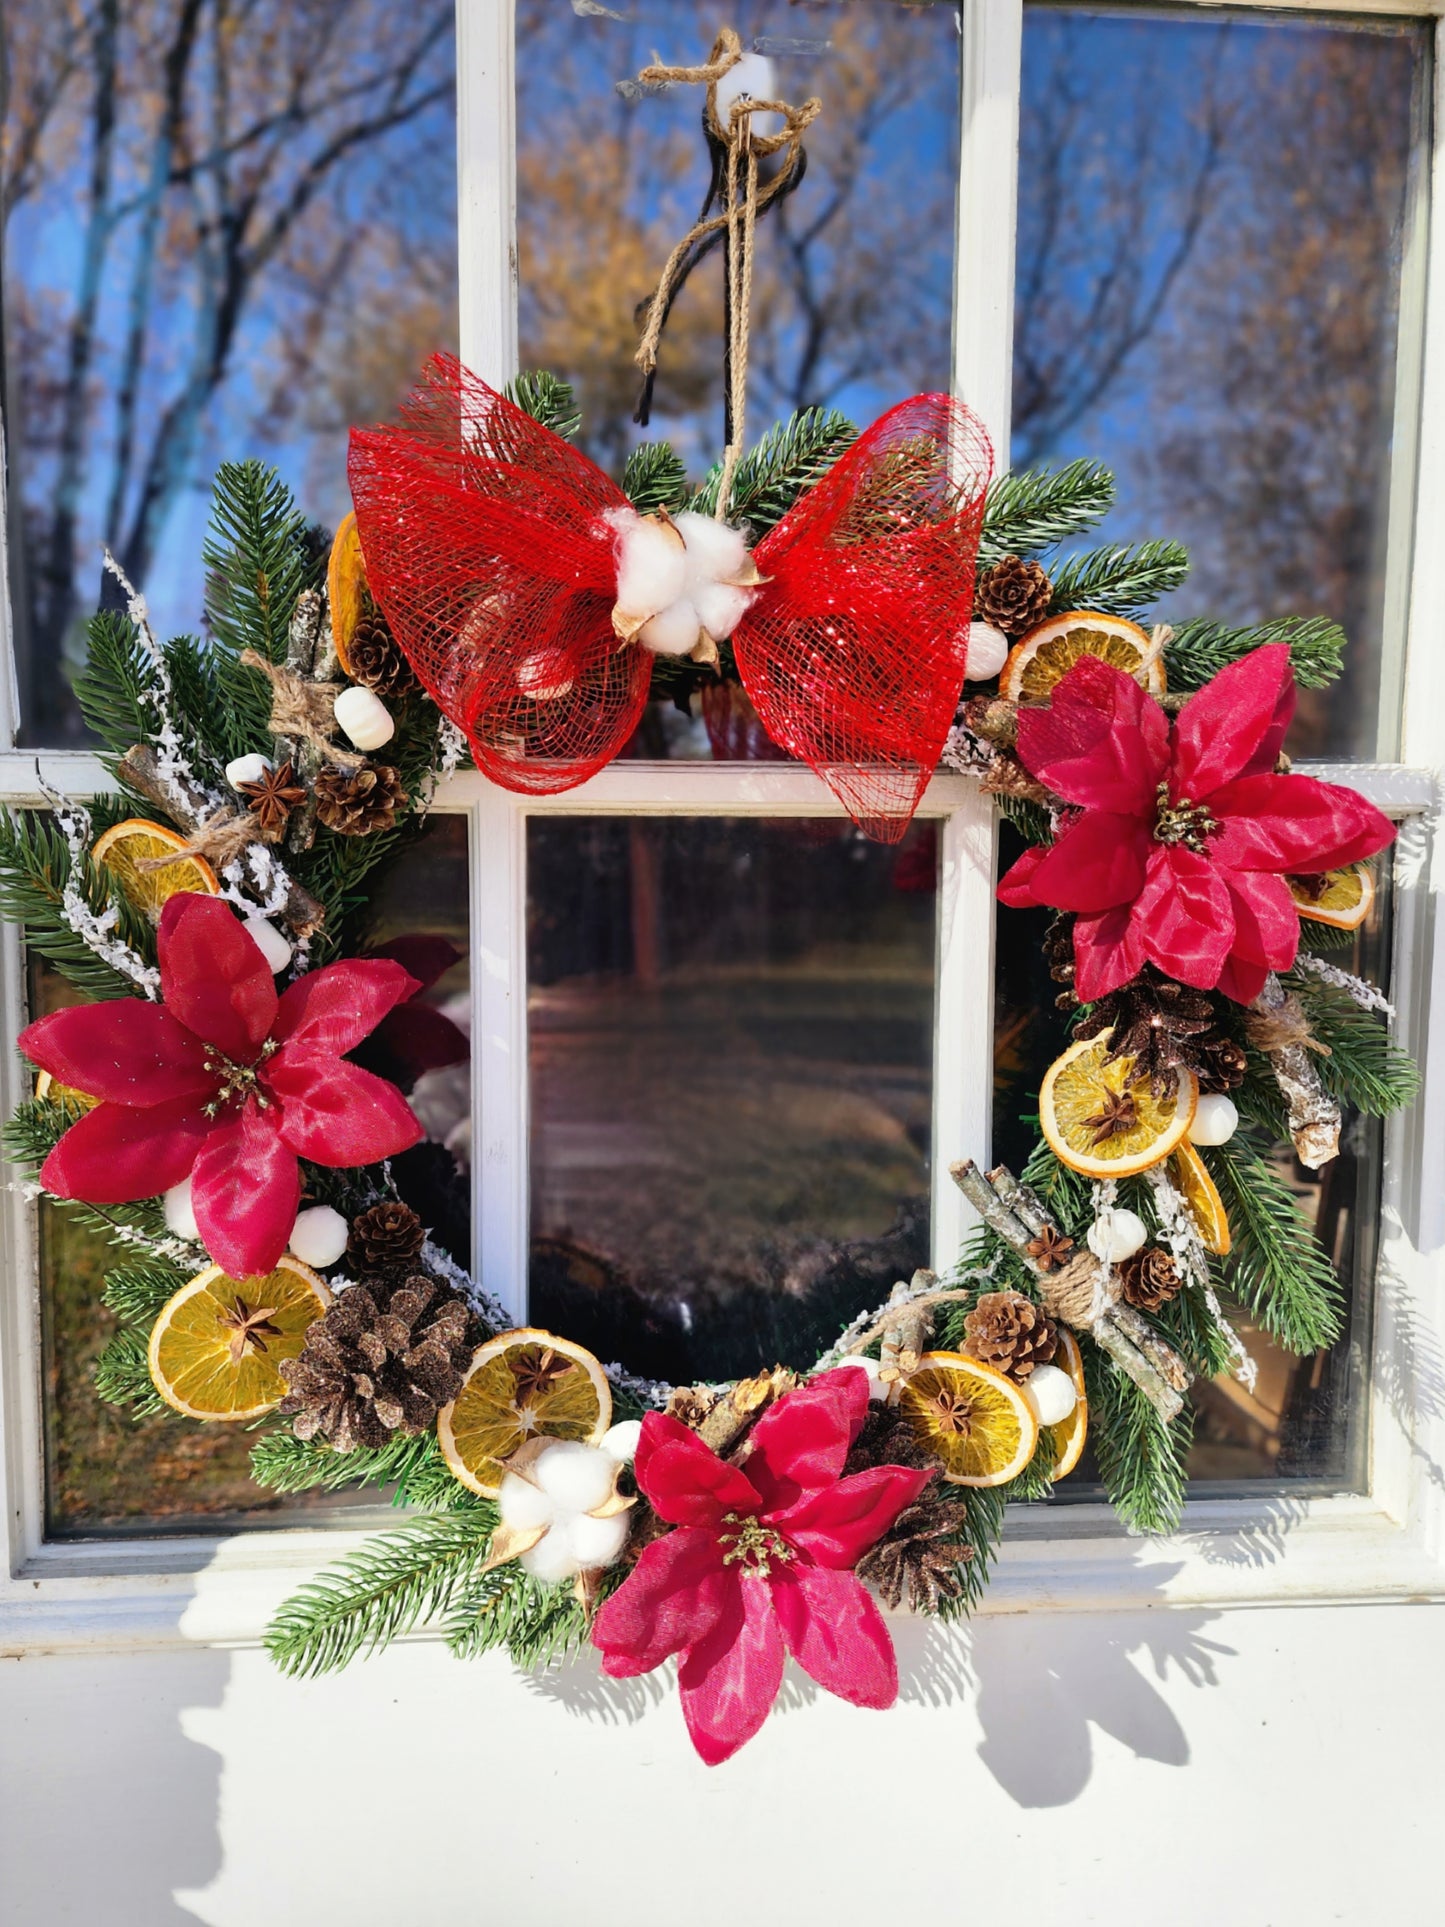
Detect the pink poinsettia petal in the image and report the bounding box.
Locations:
[1135,846,1234,989]
[19,1002,212,1105]
[1171,644,1295,798]
[271,959,421,1060]
[633,1413,762,1528]
[769,1562,899,1710]
[189,1099,300,1277]
[158,894,278,1062]
[1072,902,1147,1003]
[1015,656,1168,816]
[997,842,1047,909]
[1223,870,1300,972]
[1022,811,1151,914]
[39,1096,212,1203]
[593,1527,733,1678]
[266,1058,422,1167]
[1209,774,1396,875]
[745,1370,869,1515]
[677,1573,785,1766]
[775,1464,934,1568]
[1216,954,1270,1005]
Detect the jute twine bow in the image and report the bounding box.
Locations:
[135,806,267,876]
[633,28,819,520]
[1242,990,1330,1058]
[240,648,364,769]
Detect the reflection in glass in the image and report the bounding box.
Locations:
[35,813,470,1538]
[2,6,457,742]
[994,821,1389,1492]
[1014,7,1427,759]
[527,816,938,1383]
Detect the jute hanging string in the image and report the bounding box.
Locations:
[632,29,820,519]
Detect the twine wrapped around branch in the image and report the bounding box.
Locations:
[1245,973,1340,1168]
[240,649,365,770]
[134,807,266,875]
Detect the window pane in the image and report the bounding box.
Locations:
[1,5,457,744]
[994,821,1390,1493]
[34,812,470,1538]
[527,816,937,1382]
[1013,6,1427,760]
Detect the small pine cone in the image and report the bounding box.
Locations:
[1075,968,1228,1099]
[856,1500,974,1613]
[974,555,1053,639]
[980,751,1054,805]
[346,603,418,701]
[277,1274,480,1451]
[665,1384,721,1431]
[1043,915,1078,1003]
[346,1201,425,1276]
[1197,1034,1248,1094]
[959,693,1018,749]
[962,1290,1058,1381]
[1119,1246,1181,1312]
[844,1401,938,1477]
[314,761,406,836]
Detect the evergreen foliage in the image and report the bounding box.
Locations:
[443,1558,600,1666]
[979,458,1116,565]
[1086,1349,1192,1535]
[250,1428,466,1511]
[5,1100,169,1246]
[1165,614,1345,692]
[72,613,159,757]
[623,440,690,515]
[505,370,582,441]
[93,1328,172,1418]
[0,810,155,998]
[690,406,856,530]
[1048,539,1191,616]
[1210,1130,1344,1352]
[1289,976,1419,1116]
[102,1258,187,1328]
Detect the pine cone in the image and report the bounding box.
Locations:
[1043,915,1078,1008]
[962,1290,1058,1380]
[844,1401,937,1476]
[314,762,406,836]
[277,1275,480,1451]
[346,1201,425,1276]
[346,603,418,701]
[857,1499,975,1613]
[1119,1246,1181,1311]
[974,555,1053,639]
[1075,967,1235,1098]
[1197,1034,1248,1094]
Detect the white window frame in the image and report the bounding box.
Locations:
[3,0,1444,1656]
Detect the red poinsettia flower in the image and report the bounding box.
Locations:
[591,1369,932,1765]
[20,893,422,1276]
[997,644,1395,1004]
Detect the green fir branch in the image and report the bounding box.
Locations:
[102,1259,186,1328]
[1209,1131,1343,1353]
[691,407,857,531]
[504,370,581,441]
[0,809,155,999]
[979,459,1116,566]
[994,795,1054,848]
[1086,1347,1192,1536]
[1047,540,1190,617]
[443,1561,601,1667]
[622,441,689,515]
[250,1428,467,1510]
[935,1486,1008,1619]
[1163,615,1345,692]
[93,1328,171,1419]
[1288,977,1419,1117]
[72,613,155,756]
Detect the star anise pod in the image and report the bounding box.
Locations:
[508,1346,577,1403]
[238,760,307,838]
[1081,1088,1138,1145]
[218,1294,284,1363]
[1025,1225,1075,1271]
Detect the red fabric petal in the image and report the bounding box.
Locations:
[632,1413,762,1528]
[745,1370,869,1516]
[592,1527,732,1678]
[775,1464,934,1568]
[1171,644,1294,798]
[1135,846,1235,989]
[997,842,1047,908]
[1216,955,1270,1006]
[157,894,277,1061]
[1223,870,1300,972]
[1209,775,1396,875]
[364,934,460,990]
[677,1573,785,1765]
[1022,811,1151,913]
[769,1563,899,1710]
[271,959,421,1061]
[1014,656,1168,815]
[265,1059,422,1167]
[39,1097,212,1203]
[19,1002,211,1106]
[189,1099,300,1277]
[1072,902,1147,1003]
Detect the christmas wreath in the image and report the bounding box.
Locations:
[0,32,1416,1765]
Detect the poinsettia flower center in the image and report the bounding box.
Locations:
[1153,780,1222,853]
[200,1037,280,1119]
[718,1512,795,1578]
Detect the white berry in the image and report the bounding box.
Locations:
[1087,1206,1148,1264]
[1190,1094,1239,1146]
[600,1420,643,1464]
[242,915,292,975]
[1023,1363,1078,1427]
[965,621,1010,681]
[287,1205,349,1268]
[225,752,271,789]
[333,685,395,752]
[163,1178,199,1242]
[833,1355,889,1403]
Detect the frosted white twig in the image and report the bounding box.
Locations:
[39,777,161,997]
[103,549,224,820]
[1087,1179,1121,1323]
[812,1254,1002,1373]
[1146,1164,1256,1391]
[1292,950,1395,1020]
[419,1237,511,1333]
[604,1363,674,1408]
[416,714,470,815]
[939,725,991,777]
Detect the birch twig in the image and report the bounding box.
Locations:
[1245,972,1340,1168]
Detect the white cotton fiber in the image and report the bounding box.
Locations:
[608,507,687,618]
[532,1440,617,1514]
[637,598,702,657]
[691,580,754,642]
[243,915,293,975]
[674,511,753,587]
[497,1472,556,1533]
[562,1510,631,1572]
[600,1419,643,1463]
[520,1532,583,1585]
[286,1205,348,1268]
[163,1177,199,1242]
[965,622,1010,682]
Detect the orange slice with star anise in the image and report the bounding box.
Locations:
[895,1351,1038,1486]
[1287,864,1374,931]
[437,1328,612,1498]
[1040,1029,1197,1179]
[148,1258,330,1420]
[91,817,219,921]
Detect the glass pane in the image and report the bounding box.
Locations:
[1,6,457,744]
[1013,5,1428,759]
[527,816,938,1382]
[35,812,470,1538]
[994,820,1390,1493]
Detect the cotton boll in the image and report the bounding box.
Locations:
[1023,1363,1078,1427]
[532,1440,617,1515]
[692,579,756,642]
[673,510,754,589]
[637,597,702,657]
[965,622,1010,681]
[243,915,293,975]
[163,1177,199,1241]
[520,1531,584,1585]
[497,1472,556,1534]
[333,685,395,751]
[287,1205,349,1268]
[608,507,687,618]
[1190,1094,1239,1146]
[834,1355,889,1403]
[561,1509,631,1572]
[600,1420,643,1464]
[225,752,271,789]
[713,52,781,136]
[1086,1206,1147,1264]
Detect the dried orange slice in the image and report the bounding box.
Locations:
[438,1328,612,1498]
[1288,865,1374,932]
[148,1259,330,1421]
[328,511,369,674]
[1040,1029,1197,1178]
[91,818,218,921]
[1047,1326,1088,1481]
[999,611,1166,706]
[895,1351,1038,1486]
[33,1070,99,1112]
[1170,1139,1232,1256]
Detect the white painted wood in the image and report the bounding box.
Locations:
[955,0,1023,459]
[455,0,517,385]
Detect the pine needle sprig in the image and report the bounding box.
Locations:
[1086,1346,1192,1536]
[1047,539,1191,617]
[264,1506,498,1678]
[622,441,689,515]
[1287,978,1419,1116]
[0,809,155,999]
[443,1560,602,1667]
[1209,1131,1344,1353]
[978,458,1116,565]
[504,370,581,441]
[102,1259,187,1328]
[250,1428,468,1510]
[690,406,857,531]
[93,1328,172,1418]
[72,612,156,756]
[933,1485,1007,1620]
[1164,615,1345,692]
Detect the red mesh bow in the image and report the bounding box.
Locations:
[348,354,992,840]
